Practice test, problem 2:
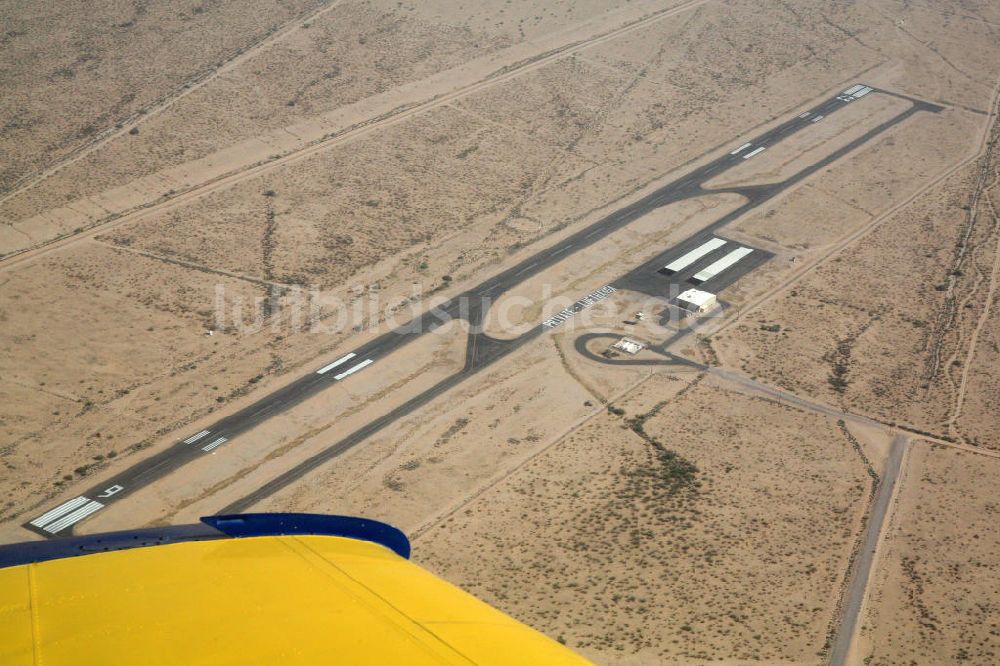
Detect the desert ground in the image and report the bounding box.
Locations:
[2,0,1000,663]
[854,442,1000,664]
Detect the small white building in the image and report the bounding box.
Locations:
[612,338,645,355]
[676,288,718,314]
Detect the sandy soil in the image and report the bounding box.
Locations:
[711,106,1000,446]
[0,0,326,195]
[414,373,873,664]
[857,443,1000,664]
[0,0,673,254]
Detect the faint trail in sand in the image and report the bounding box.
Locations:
[0,0,350,207]
[946,163,1000,439]
[0,0,710,272]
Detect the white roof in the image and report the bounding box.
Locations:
[664,238,726,273]
[692,247,753,282]
[677,288,716,307]
[613,338,644,354]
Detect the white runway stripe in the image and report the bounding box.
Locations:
[334,359,373,380]
[183,430,210,444]
[30,496,88,528]
[316,353,357,375]
[202,437,228,452]
[44,500,103,534]
[742,146,766,159]
[730,142,752,155]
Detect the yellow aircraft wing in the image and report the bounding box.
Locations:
[0,514,591,665]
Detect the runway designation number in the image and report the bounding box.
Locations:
[97,484,124,498]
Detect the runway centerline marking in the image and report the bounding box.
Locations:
[316,353,357,375]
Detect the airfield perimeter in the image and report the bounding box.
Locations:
[21,85,941,537]
[3,1,1000,663]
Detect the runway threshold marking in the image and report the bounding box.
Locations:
[29,496,105,534]
[29,496,89,528]
[333,358,374,380]
[742,146,766,159]
[183,430,210,444]
[542,285,616,329]
[316,353,357,375]
[42,501,104,534]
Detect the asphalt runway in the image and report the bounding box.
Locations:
[24,86,943,538]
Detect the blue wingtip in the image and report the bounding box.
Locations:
[202,513,411,559]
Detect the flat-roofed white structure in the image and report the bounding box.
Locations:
[676,289,717,313]
[691,247,753,284]
[662,237,726,274]
[612,338,645,355]
[838,84,873,102]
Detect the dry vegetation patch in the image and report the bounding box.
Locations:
[0,2,513,232]
[0,0,325,195]
[102,104,565,288]
[714,148,1000,445]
